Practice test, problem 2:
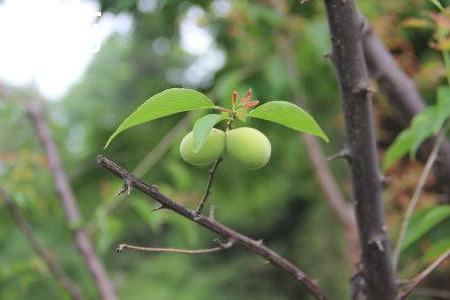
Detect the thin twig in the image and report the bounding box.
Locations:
[393,125,449,270]
[410,287,450,299]
[400,248,450,298]
[195,158,223,215]
[326,148,352,163]
[97,155,329,300]
[116,240,233,254]
[0,187,83,300]
[117,245,222,254]
[27,98,116,300]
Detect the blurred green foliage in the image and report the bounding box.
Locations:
[1,0,450,299]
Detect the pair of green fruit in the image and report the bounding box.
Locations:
[180,127,271,170]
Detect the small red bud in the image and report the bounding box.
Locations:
[240,88,253,104]
[243,100,259,109]
[232,91,238,106]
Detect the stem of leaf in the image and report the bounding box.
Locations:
[393,123,449,270]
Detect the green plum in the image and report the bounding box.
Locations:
[180,128,226,166]
[226,127,271,170]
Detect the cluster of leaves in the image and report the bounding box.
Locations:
[104,88,329,150]
[384,0,450,272]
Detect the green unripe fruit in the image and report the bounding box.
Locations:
[226,127,271,170]
[180,128,226,166]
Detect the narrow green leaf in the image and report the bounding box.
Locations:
[192,113,228,152]
[105,88,215,148]
[402,205,450,250]
[436,86,450,121]
[247,101,329,142]
[429,0,445,11]
[383,129,415,170]
[384,86,450,170]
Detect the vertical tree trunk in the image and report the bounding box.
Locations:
[323,1,397,299]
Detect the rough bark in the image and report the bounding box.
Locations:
[323,1,397,299]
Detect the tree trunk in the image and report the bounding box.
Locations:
[323,1,397,299]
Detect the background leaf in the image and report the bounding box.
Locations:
[383,86,450,170]
[247,101,329,142]
[430,0,445,11]
[105,88,215,148]
[422,239,450,264]
[192,113,228,152]
[402,205,450,251]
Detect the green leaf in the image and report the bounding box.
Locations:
[402,205,450,251]
[429,0,445,11]
[247,101,329,142]
[422,239,450,264]
[436,86,450,121]
[384,86,450,170]
[383,129,415,170]
[193,113,228,152]
[105,88,215,148]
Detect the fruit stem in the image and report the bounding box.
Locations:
[195,157,223,215]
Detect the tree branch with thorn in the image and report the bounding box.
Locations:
[97,155,329,300]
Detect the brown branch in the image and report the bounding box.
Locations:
[195,157,223,214]
[268,0,359,272]
[323,0,397,299]
[97,155,329,300]
[27,99,116,300]
[400,248,450,298]
[0,186,83,300]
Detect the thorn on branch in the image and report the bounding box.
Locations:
[352,84,372,97]
[327,148,352,162]
[300,0,314,4]
[368,235,385,252]
[150,204,167,212]
[380,176,392,188]
[209,205,215,220]
[367,83,378,94]
[116,178,132,197]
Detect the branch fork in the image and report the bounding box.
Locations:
[115,177,132,197]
